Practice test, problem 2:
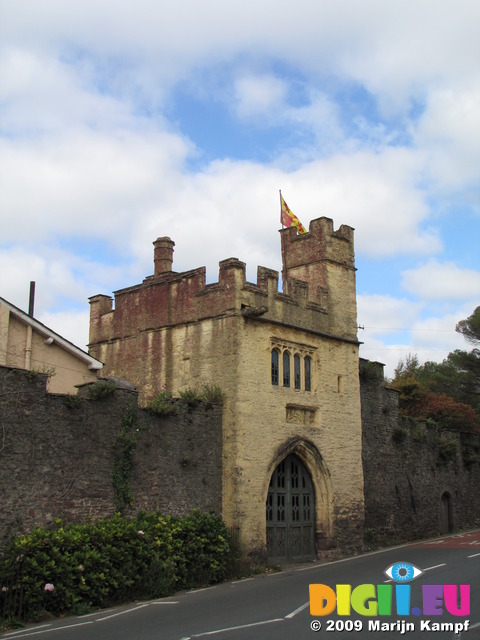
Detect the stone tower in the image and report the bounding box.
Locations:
[88,217,364,561]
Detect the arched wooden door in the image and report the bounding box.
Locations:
[440,492,453,534]
[266,454,316,563]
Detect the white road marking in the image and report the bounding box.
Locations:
[187,618,284,637]
[3,622,94,638]
[3,626,52,637]
[231,578,254,584]
[424,563,446,571]
[95,603,149,621]
[285,601,309,619]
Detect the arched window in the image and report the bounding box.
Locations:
[294,354,301,390]
[304,356,311,392]
[283,351,291,387]
[271,349,279,385]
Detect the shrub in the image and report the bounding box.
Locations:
[416,393,480,433]
[179,387,202,407]
[438,439,458,462]
[146,389,176,415]
[85,380,117,400]
[0,511,231,622]
[63,394,84,409]
[200,383,224,404]
[170,510,230,589]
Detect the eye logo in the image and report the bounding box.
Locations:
[384,562,423,582]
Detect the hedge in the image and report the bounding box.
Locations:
[0,510,231,621]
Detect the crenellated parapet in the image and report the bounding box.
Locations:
[280,217,357,340]
[89,219,358,355]
[281,216,355,275]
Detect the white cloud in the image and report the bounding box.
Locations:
[2,0,479,113]
[278,149,441,257]
[357,294,472,378]
[401,260,480,301]
[39,310,91,352]
[233,74,287,119]
[415,83,480,193]
[1,0,479,379]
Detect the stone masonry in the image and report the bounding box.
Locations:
[88,218,365,561]
[0,366,222,547]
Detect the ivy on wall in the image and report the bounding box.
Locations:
[112,406,145,513]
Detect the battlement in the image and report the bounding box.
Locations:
[280,216,355,275]
[89,219,358,351]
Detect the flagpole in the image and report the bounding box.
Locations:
[279,189,288,295]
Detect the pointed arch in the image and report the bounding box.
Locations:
[264,438,334,562]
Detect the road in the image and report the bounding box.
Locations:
[2,530,479,640]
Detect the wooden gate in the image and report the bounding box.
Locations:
[440,492,453,533]
[266,454,316,563]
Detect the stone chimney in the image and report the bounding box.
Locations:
[153,237,175,275]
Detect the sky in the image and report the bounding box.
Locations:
[1,0,479,379]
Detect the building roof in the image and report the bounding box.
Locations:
[0,296,103,371]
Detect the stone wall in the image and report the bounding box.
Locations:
[2,358,479,556]
[360,359,480,541]
[0,366,222,547]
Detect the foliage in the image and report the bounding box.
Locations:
[0,510,232,622]
[392,427,408,444]
[85,380,117,400]
[148,384,223,413]
[438,438,458,462]
[200,383,224,404]
[456,305,480,345]
[412,392,479,433]
[179,387,202,406]
[26,367,56,382]
[390,313,480,434]
[359,360,384,381]
[412,425,427,442]
[146,389,176,415]
[391,305,480,421]
[63,394,84,410]
[391,371,479,434]
[167,510,230,589]
[112,406,145,513]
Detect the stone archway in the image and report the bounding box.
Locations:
[265,440,334,563]
[266,454,316,563]
[440,491,454,534]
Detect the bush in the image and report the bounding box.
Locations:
[200,383,224,404]
[0,511,231,622]
[85,380,117,400]
[146,389,176,415]
[438,439,458,462]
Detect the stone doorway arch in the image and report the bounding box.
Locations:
[440,491,454,534]
[266,454,315,563]
[265,440,333,563]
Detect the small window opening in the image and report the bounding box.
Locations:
[304,356,311,392]
[294,354,301,390]
[283,351,291,387]
[271,349,279,385]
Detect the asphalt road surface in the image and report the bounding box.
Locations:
[2,530,479,640]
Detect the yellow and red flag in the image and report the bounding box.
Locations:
[280,194,307,234]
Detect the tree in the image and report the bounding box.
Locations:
[456,306,480,345]
[390,306,480,428]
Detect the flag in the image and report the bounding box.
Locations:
[280,194,307,234]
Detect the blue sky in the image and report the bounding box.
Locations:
[1,0,479,377]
